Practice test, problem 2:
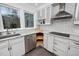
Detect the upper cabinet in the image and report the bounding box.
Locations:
[0,4,20,29]
[74,3,79,24]
[37,10,42,19]
[41,8,46,19]
[51,3,59,17]
[65,3,76,16]
[37,4,52,25]
[45,5,51,24]
[24,12,34,28]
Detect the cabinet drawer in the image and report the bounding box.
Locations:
[70,35,79,41]
[53,47,66,56]
[70,40,79,48]
[0,41,8,48]
[69,46,79,56]
[54,36,69,44]
[54,40,69,47]
[10,37,24,45]
[54,42,68,53]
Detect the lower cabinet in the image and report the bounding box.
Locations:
[47,34,54,52]
[9,37,25,56]
[25,34,36,53]
[0,36,25,56]
[0,40,10,56]
[43,33,54,53]
[69,39,79,56]
[53,35,69,56]
[69,46,79,56]
[43,33,48,50]
[44,33,79,56]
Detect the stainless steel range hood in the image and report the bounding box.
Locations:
[53,3,72,19]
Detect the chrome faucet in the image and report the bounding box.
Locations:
[6,27,10,34]
[7,28,9,34]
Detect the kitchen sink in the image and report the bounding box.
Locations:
[0,33,20,39]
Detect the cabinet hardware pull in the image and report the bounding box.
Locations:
[8,48,10,51]
[68,47,70,50]
[53,49,57,51]
[10,47,12,50]
[54,42,57,45]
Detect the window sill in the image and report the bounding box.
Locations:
[0,27,35,32]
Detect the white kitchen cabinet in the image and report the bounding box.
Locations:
[37,4,52,25]
[10,36,25,56]
[43,33,54,53]
[43,33,48,49]
[47,34,54,52]
[0,36,25,56]
[51,4,59,17]
[74,3,79,24]
[68,39,79,56]
[41,8,46,19]
[53,35,69,56]
[37,10,42,19]
[65,3,76,16]
[45,5,51,24]
[0,40,10,56]
[37,7,46,19]
[69,46,79,56]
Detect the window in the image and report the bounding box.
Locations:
[24,12,34,28]
[0,4,20,29]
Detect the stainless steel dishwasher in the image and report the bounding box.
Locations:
[24,34,36,53]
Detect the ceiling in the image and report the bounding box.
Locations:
[6,3,50,13]
[19,3,47,8]
[26,3,46,8]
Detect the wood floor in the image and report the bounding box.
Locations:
[25,46,56,56]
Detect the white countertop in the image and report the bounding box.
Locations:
[0,31,39,42]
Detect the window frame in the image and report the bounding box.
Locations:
[24,11,34,28]
[0,3,21,30]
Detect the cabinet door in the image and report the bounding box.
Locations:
[51,4,59,17]
[47,34,54,52]
[37,10,42,19]
[45,5,51,24]
[10,37,25,56]
[53,36,69,56]
[43,33,48,49]
[0,40,10,56]
[41,8,45,19]
[69,46,79,56]
[74,3,79,24]
[65,3,76,16]
[69,40,79,56]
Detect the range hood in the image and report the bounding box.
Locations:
[53,3,72,19]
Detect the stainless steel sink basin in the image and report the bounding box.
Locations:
[0,34,20,39]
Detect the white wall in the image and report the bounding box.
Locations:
[0,14,4,31]
[5,3,37,13]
